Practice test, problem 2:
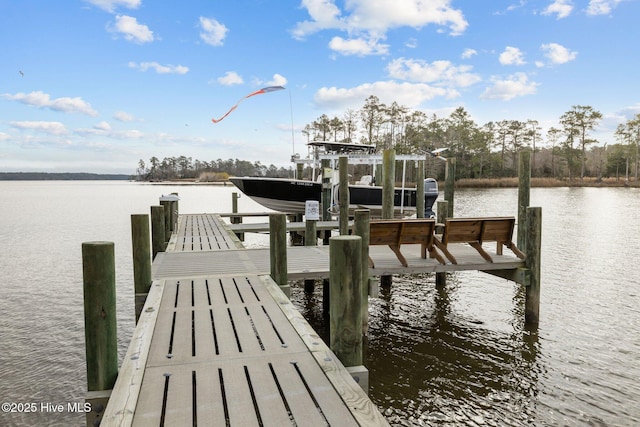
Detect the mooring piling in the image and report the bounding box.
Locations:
[339,155,350,235]
[518,150,532,250]
[353,209,371,335]
[444,158,456,217]
[82,241,118,426]
[231,192,244,241]
[150,205,165,259]
[525,206,542,325]
[269,213,289,297]
[329,235,364,366]
[416,160,425,218]
[131,214,152,323]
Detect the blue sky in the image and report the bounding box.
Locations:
[1,0,639,174]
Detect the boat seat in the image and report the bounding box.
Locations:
[368,219,445,267]
[434,217,525,264]
[355,175,373,186]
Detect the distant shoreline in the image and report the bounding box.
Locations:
[0,172,131,181]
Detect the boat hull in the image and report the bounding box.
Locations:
[230,177,422,215]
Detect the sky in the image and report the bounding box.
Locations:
[1,0,639,174]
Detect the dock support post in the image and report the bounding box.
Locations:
[131,214,152,323]
[381,149,395,289]
[269,213,289,297]
[353,209,370,335]
[330,235,363,367]
[518,150,531,250]
[436,200,449,288]
[445,158,455,217]
[150,205,165,259]
[416,160,425,218]
[525,207,542,325]
[82,241,118,426]
[231,192,244,241]
[304,219,317,293]
[321,159,332,245]
[339,156,349,235]
[159,200,172,244]
[382,149,395,220]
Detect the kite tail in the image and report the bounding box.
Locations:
[211,85,285,124]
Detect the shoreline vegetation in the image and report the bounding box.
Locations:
[1,172,637,188]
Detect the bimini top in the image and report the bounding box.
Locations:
[307,141,376,154]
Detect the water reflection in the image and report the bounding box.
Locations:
[291,272,544,426]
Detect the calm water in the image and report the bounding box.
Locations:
[0,182,638,426]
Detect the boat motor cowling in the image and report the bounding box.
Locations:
[424,178,438,218]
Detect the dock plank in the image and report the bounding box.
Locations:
[103,212,417,426]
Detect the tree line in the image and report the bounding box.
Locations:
[135,156,291,181]
[302,96,639,182]
[136,95,640,182]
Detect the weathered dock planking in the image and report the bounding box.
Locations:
[100,213,389,426]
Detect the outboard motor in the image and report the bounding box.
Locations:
[424,178,438,218]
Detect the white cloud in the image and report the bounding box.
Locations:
[2,91,98,116]
[218,71,244,86]
[314,80,457,111]
[499,46,526,65]
[0,132,10,141]
[266,74,288,87]
[461,48,477,59]
[387,58,481,87]
[83,0,140,13]
[10,121,68,135]
[109,15,154,43]
[199,17,228,46]
[293,0,468,55]
[541,42,577,64]
[542,0,574,19]
[328,36,389,56]
[128,61,189,74]
[94,121,112,131]
[480,73,539,100]
[113,111,136,122]
[587,0,624,15]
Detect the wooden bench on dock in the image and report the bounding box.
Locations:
[434,217,526,264]
[368,219,445,267]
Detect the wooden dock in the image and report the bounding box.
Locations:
[100,213,390,426]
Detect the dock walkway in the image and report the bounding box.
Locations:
[102,214,389,426]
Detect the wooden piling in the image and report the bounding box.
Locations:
[381,150,395,288]
[159,200,171,244]
[445,158,455,217]
[381,149,395,220]
[525,207,542,325]
[339,156,349,235]
[329,235,363,367]
[304,218,317,293]
[150,205,165,259]
[416,160,425,219]
[231,192,244,241]
[269,213,289,297]
[131,214,152,323]
[321,159,332,245]
[353,209,370,335]
[82,241,118,392]
[436,200,449,288]
[518,150,531,250]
